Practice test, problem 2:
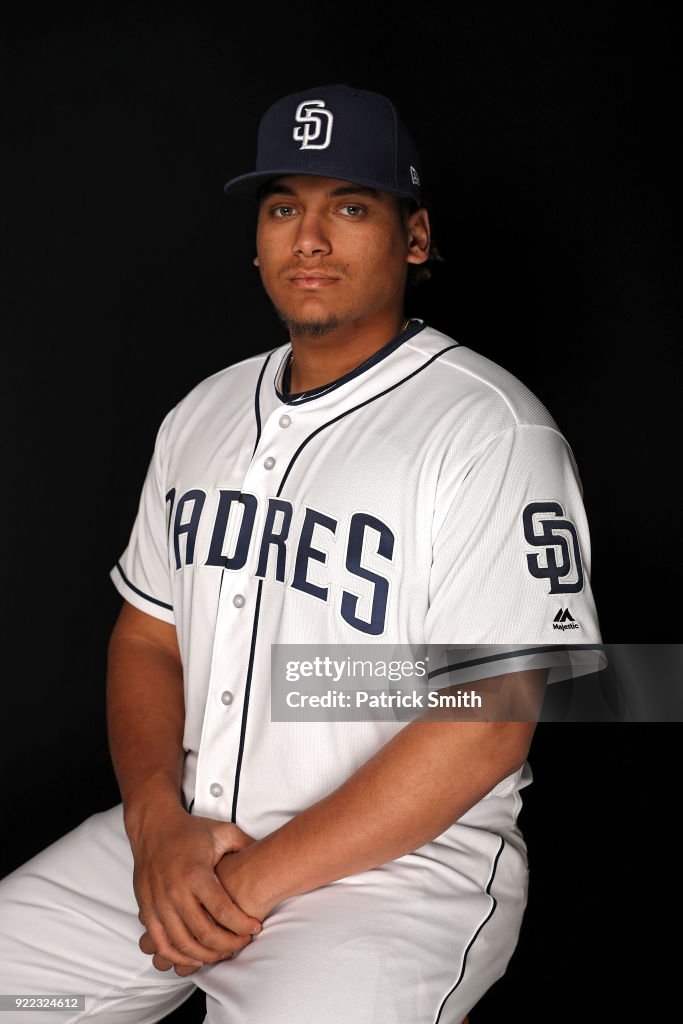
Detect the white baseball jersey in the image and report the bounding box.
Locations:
[0,321,605,1024]
[110,321,604,839]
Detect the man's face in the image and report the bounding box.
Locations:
[254,175,427,337]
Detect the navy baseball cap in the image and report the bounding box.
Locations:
[223,83,423,206]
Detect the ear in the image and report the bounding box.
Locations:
[405,207,431,266]
[253,256,260,267]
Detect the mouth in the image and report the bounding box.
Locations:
[288,273,340,289]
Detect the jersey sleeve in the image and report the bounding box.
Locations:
[109,410,176,624]
[424,424,605,686]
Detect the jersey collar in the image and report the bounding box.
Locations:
[274,319,426,406]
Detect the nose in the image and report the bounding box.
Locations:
[292,212,331,258]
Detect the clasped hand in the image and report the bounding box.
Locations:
[130,808,263,976]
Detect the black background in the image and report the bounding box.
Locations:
[2,5,680,1022]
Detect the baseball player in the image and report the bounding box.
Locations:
[0,84,604,1024]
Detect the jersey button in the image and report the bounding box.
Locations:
[279,414,292,428]
[209,783,223,798]
[233,594,245,608]
[221,690,234,706]
[263,456,276,470]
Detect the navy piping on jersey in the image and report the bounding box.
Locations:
[114,562,173,612]
[231,578,264,823]
[231,345,272,816]
[433,836,505,1023]
[275,319,426,405]
[430,638,606,679]
[252,349,277,458]
[275,340,460,496]
[231,340,458,822]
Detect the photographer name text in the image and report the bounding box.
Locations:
[285,689,482,709]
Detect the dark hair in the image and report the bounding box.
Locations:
[407,241,444,287]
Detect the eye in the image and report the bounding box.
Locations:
[272,205,297,218]
[338,204,365,218]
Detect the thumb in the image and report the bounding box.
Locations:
[211,820,256,855]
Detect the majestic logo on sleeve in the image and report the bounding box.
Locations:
[293,100,334,150]
[523,501,584,594]
[553,607,579,630]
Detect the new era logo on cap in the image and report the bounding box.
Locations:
[224,83,423,206]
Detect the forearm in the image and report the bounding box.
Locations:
[220,713,537,918]
[107,605,263,970]
[106,603,187,841]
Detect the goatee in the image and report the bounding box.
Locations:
[278,313,346,339]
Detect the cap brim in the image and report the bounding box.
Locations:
[223,170,293,199]
[223,168,420,202]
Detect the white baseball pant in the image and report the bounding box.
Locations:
[0,801,528,1023]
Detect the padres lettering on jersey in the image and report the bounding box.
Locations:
[167,489,394,635]
[111,323,604,833]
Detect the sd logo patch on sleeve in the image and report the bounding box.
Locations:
[523,501,584,594]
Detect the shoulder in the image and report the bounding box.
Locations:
[408,325,560,434]
[155,344,287,443]
[179,345,284,409]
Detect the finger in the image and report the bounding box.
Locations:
[198,876,263,936]
[165,873,261,948]
[173,962,206,977]
[143,915,212,968]
[141,929,204,970]
[174,943,247,976]
[155,902,249,963]
[152,953,174,972]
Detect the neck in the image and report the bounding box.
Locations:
[288,312,411,395]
